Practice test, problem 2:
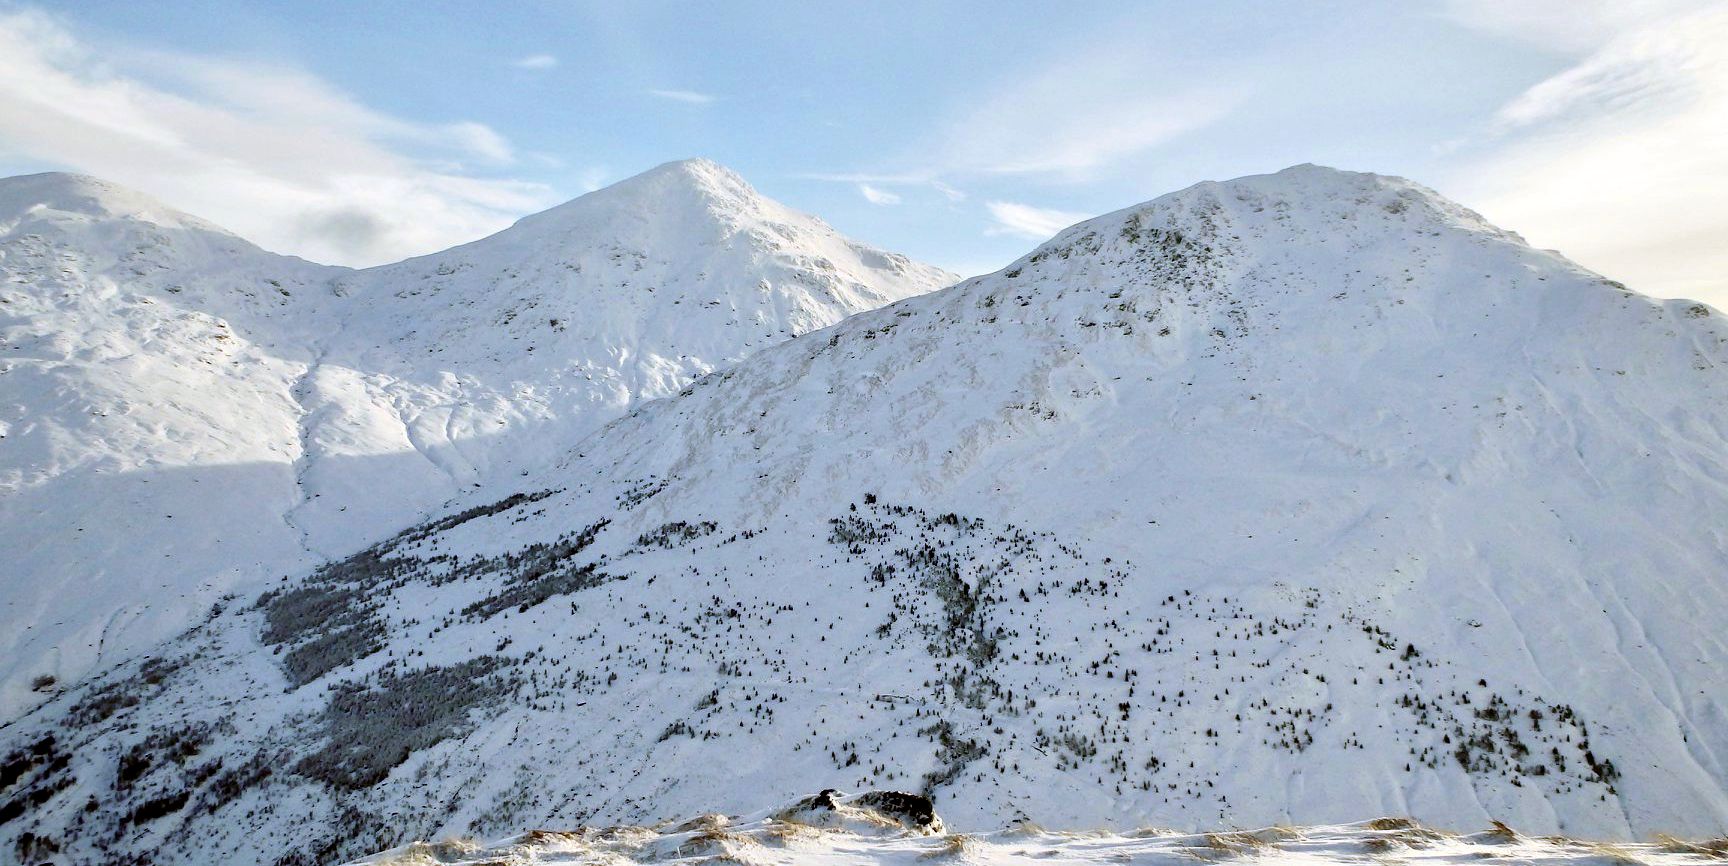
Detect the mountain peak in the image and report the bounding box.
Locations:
[635,156,748,188]
[999,163,1515,290]
[525,157,765,231]
[0,170,237,239]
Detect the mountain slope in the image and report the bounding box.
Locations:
[290,158,949,550]
[5,165,1727,866]
[0,172,347,721]
[0,162,952,719]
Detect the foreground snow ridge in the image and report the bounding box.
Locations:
[351,792,1728,866]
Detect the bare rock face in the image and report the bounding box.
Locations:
[776,790,944,835]
[852,791,941,832]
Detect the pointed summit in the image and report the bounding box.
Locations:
[498,158,790,245]
[613,157,754,196]
[356,157,952,341]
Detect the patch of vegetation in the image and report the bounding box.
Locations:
[123,788,190,826]
[268,804,392,866]
[13,831,60,864]
[0,734,72,826]
[917,720,985,794]
[635,520,717,549]
[295,657,515,790]
[114,724,213,790]
[1,734,62,792]
[259,490,562,686]
[395,489,559,546]
[66,656,185,725]
[461,519,612,620]
[190,749,276,818]
[616,477,668,509]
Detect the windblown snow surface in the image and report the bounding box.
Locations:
[0,159,952,718]
[344,792,1728,866]
[4,165,1727,866]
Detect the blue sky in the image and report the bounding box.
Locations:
[1,1,1723,304]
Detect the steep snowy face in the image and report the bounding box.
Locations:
[0,163,953,721]
[352,158,946,379]
[0,173,347,722]
[6,166,1727,866]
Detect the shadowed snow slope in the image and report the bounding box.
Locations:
[4,165,1727,866]
[0,161,953,718]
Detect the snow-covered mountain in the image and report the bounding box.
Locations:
[5,164,1727,866]
[0,172,347,722]
[0,160,953,719]
[294,158,946,553]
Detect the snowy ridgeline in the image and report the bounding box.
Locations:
[0,159,953,717]
[5,164,1728,866]
[345,792,1728,866]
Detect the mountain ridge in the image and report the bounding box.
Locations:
[0,159,955,719]
[5,163,1724,866]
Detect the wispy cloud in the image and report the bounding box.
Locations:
[805,32,1241,198]
[930,180,966,202]
[0,8,555,267]
[1439,0,1706,52]
[857,183,900,206]
[795,170,935,184]
[512,54,558,70]
[930,40,1243,178]
[984,201,1089,239]
[795,170,964,206]
[1446,3,1728,303]
[1488,16,1702,129]
[649,88,716,105]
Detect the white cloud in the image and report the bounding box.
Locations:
[984,201,1090,239]
[1446,4,1728,304]
[857,183,900,206]
[797,171,964,205]
[440,121,516,164]
[1439,0,1709,52]
[649,88,716,105]
[930,180,966,202]
[0,8,555,267]
[512,54,558,70]
[807,35,1241,190]
[796,170,933,184]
